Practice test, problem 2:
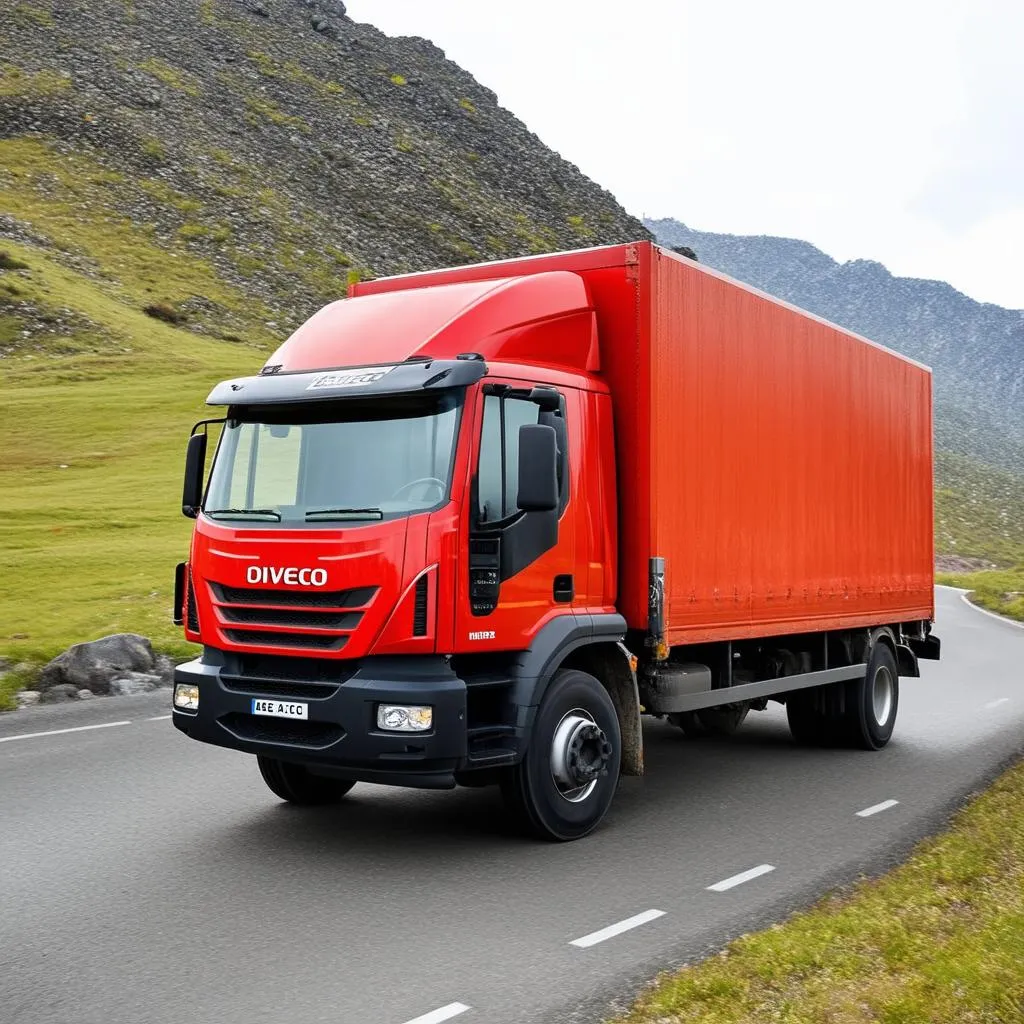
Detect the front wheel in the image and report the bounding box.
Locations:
[257,756,356,805]
[501,669,621,841]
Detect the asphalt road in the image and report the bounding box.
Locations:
[2,587,1022,1024]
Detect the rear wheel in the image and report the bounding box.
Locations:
[841,642,899,749]
[501,669,621,841]
[786,691,836,745]
[257,756,356,805]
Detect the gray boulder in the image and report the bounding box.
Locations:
[77,688,95,700]
[38,634,156,696]
[153,654,177,686]
[16,690,41,708]
[109,672,163,696]
[39,683,80,704]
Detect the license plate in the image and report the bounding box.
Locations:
[251,698,308,720]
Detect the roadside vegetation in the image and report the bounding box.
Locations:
[614,758,1024,1024]
[936,567,1024,623]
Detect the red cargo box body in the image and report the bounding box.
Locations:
[353,241,935,646]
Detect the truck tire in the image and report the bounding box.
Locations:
[841,642,899,750]
[257,756,356,805]
[669,703,750,738]
[786,692,834,745]
[501,669,621,841]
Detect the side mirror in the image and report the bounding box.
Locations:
[182,433,208,518]
[517,423,558,512]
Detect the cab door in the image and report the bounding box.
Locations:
[454,382,576,652]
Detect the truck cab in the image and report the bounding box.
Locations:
[173,269,633,841]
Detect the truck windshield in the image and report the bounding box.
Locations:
[203,393,462,527]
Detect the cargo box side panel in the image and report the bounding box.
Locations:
[648,249,934,644]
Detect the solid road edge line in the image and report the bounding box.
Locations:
[401,1003,470,1024]
[0,720,132,744]
[856,799,900,818]
[957,592,1024,630]
[707,864,776,892]
[570,909,667,948]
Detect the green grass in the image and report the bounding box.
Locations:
[614,758,1024,1024]
[137,57,201,97]
[0,138,284,685]
[0,66,69,97]
[936,567,1024,622]
[935,451,1024,567]
[0,240,255,672]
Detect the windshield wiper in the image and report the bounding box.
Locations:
[305,507,384,521]
[205,508,282,521]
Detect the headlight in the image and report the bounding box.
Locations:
[377,704,433,732]
[173,683,200,711]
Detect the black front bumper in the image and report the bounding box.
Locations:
[172,651,469,789]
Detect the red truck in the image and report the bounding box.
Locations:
[172,241,940,840]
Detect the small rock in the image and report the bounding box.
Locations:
[311,17,340,39]
[39,684,80,704]
[109,672,163,696]
[16,690,41,708]
[78,688,95,700]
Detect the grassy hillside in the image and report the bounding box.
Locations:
[0,137,276,671]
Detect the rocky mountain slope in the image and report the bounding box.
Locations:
[1,0,647,348]
[646,218,1024,477]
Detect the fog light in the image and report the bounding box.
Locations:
[174,683,200,711]
[377,704,432,732]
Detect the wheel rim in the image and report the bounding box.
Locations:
[872,665,894,726]
[549,708,613,803]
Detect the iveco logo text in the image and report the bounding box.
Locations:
[468,630,496,641]
[246,566,328,587]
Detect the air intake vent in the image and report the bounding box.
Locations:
[186,571,200,633]
[413,575,429,636]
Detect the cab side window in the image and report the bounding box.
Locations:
[477,392,567,524]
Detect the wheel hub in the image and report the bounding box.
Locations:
[872,665,894,726]
[550,710,612,803]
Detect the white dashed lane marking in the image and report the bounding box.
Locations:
[707,864,776,892]
[401,1003,470,1024]
[856,799,899,818]
[570,909,666,948]
[0,721,132,744]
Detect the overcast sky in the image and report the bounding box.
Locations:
[344,0,1024,310]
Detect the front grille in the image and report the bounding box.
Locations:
[218,606,361,629]
[209,581,378,652]
[235,654,358,682]
[210,583,376,609]
[219,653,356,700]
[220,677,340,700]
[218,712,344,749]
[222,629,349,651]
